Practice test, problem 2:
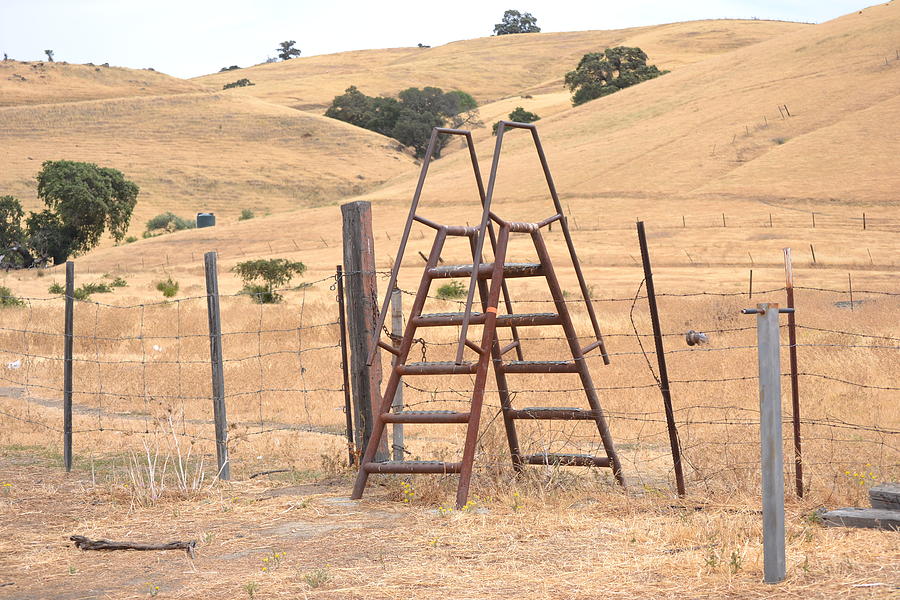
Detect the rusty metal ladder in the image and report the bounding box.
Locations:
[350,123,624,509]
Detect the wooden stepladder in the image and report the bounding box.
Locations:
[351,123,624,509]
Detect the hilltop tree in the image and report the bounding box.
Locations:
[564,46,667,106]
[44,49,54,62]
[277,41,301,61]
[493,10,541,35]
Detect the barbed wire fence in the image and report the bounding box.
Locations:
[0,257,896,502]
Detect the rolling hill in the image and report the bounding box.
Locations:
[194,20,807,110]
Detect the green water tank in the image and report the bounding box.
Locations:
[196,212,216,228]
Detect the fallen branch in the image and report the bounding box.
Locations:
[249,468,291,479]
[70,535,196,558]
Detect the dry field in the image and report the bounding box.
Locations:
[0,4,898,599]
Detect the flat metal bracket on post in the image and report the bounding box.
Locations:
[743,302,788,584]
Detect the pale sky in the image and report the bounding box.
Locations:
[0,0,877,79]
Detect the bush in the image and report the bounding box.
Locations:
[239,208,255,221]
[0,286,24,307]
[223,78,254,90]
[156,277,179,298]
[48,282,64,294]
[145,212,195,234]
[74,282,112,300]
[436,281,467,300]
[233,258,306,304]
[109,276,127,288]
[493,106,540,134]
[125,236,138,244]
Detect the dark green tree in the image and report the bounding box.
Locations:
[493,10,540,35]
[564,46,667,106]
[277,41,301,61]
[0,195,30,267]
[233,258,306,303]
[325,86,480,158]
[44,49,54,62]
[32,160,139,264]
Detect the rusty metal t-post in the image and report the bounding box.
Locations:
[783,249,802,497]
[636,222,685,496]
[336,265,355,465]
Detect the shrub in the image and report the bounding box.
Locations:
[156,277,179,298]
[145,212,195,234]
[48,282,64,294]
[493,106,540,134]
[0,286,24,307]
[239,208,255,221]
[109,276,127,288]
[223,78,254,90]
[125,236,138,244]
[74,282,112,300]
[436,281,467,300]
[233,258,306,304]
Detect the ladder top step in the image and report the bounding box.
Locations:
[429,262,543,279]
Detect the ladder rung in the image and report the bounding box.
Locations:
[382,410,470,424]
[501,360,579,374]
[413,312,561,327]
[508,407,598,420]
[524,453,611,468]
[364,460,463,474]
[429,263,543,280]
[398,361,477,375]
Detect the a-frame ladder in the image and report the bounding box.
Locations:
[351,123,624,509]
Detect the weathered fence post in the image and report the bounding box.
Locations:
[390,288,404,461]
[742,303,788,584]
[63,261,74,472]
[336,265,355,465]
[204,252,230,480]
[783,249,802,497]
[341,201,388,461]
[636,222,686,496]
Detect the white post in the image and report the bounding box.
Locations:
[390,288,404,461]
[751,302,786,583]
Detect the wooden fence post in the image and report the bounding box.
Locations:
[63,261,74,472]
[636,222,686,496]
[204,252,230,480]
[341,201,388,461]
[390,288,404,461]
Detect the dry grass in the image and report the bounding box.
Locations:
[0,6,898,598]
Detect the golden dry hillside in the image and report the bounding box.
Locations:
[195,20,806,109]
[359,1,900,214]
[0,92,414,226]
[0,60,203,107]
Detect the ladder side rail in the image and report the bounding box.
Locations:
[468,233,524,471]
[351,228,450,499]
[369,127,479,366]
[502,121,611,365]
[454,125,506,364]
[456,224,513,508]
[529,228,624,484]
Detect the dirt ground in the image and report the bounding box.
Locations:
[1,450,898,600]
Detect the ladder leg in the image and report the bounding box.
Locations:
[530,229,625,485]
[456,225,511,508]
[470,236,524,471]
[351,228,448,500]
